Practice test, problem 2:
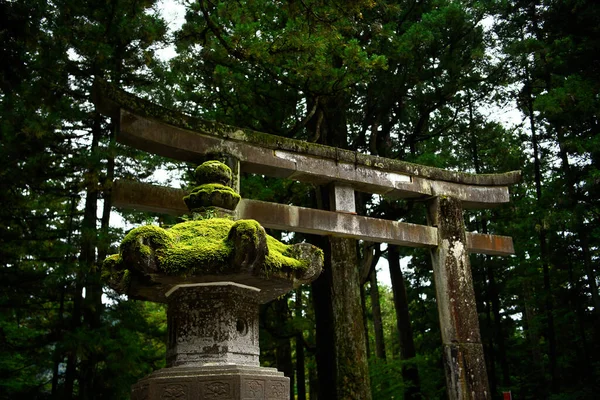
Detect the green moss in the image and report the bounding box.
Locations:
[194,160,232,186]
[102,254,132,292]
[120,224,174,263]
[229,219,262,245]
[102,253,122,281]
[183,183,241,211]
[103,218,312,284]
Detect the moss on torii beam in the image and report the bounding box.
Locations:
[92,80,521,189]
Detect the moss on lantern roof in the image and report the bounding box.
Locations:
[194,160,232,186]
[183,183,241,211]
[103,218,322,292]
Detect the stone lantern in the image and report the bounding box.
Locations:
[103,160,323,400]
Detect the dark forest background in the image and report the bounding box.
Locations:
[1,0,599,398]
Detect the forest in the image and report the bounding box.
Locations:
[1,0,599,399]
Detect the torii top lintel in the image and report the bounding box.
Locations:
[93,81,521,209]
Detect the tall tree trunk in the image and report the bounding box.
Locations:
[295,288,307,400]
[488,258,510,389]
[388,245,421,399]
[369,269,386,361]
[65,111,103,400]
[273,297,294,399]
[311,234,336,399]
[521,282,545,397]
[329,236,371,399]
[308,350,319,400]
[525,78,558,393]
[566,256,592,383]
[361,282,371,358]
[483,266,498,397]
[52,193,78,398]
[467,105,509,392]
[79,112,104,400]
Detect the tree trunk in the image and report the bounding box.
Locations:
[369,269,386,361]
[272,297,294,399]
[525,79,558,392]
[361,282,371,358]
[311,235,336,399]
[388,245,421,399]
[66,111,104,400]
[483,267,498,397]
[521,282,545,398]
[52,194,78,398]
[296,288,307,400]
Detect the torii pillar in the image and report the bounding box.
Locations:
[428,196,489,399]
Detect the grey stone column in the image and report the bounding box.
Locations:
[131,283,290,400]
[326,183,372,400]
[166,284,261,367]
[427,196,490,400]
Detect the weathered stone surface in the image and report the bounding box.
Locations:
[184,161,240,213]
[236,199,438,248]
[427,196,490,400]
[183,184,241,212]
[329,183,356,214]
[111,180,515,256]
[112,180,187,215]
[328,236,372,400]
[195,160,233,186]
[466,232,514,256]
[166,285,260,367]
[131,365,289,400]
[93,81,521,188]
[442,343,489,400]
[114,109,513,207]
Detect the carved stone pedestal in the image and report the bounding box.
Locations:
[131,365,289,400]
[166,284,261,368]
[132,284,290,400]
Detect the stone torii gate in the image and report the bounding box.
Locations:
[94,82,520,400]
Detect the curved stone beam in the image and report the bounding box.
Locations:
[93,81,520,208]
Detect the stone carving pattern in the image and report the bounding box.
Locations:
[161,384,187,399]
[246,380,264,398]
[269,382,286,398]
[205,381,231,398]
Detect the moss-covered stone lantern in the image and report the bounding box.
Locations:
[103,160,323,400]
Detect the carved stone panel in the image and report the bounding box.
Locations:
[242,379,264,399]
[266,381,288,400]
[158,383,189,400]
[203,380,233,399]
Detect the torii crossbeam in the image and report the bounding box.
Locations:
[94,82,520,400]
